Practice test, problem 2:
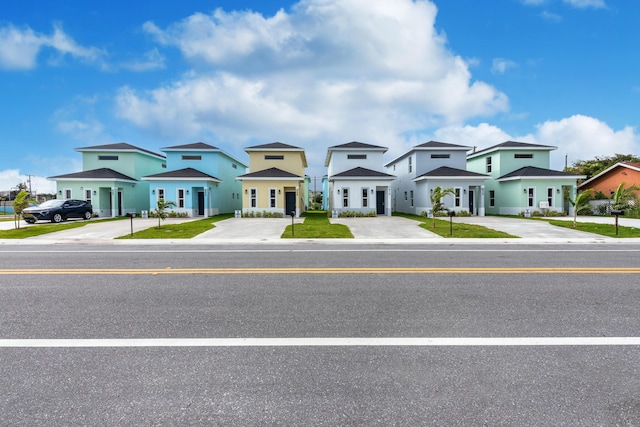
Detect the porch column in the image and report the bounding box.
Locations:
[111,186,118,218]
[204,187,209,218]
[478,185,485,216]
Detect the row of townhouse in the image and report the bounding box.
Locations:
[49,139,585,218]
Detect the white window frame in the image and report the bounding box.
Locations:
[84,189,92,204]
[250,188,257,208]
[342,188,349,208]
[489,190,495,207]
[269,188,277,208]
[177,188,185,208]
[454,187,461,207]
[486,156,492,173]
[362,188,369,208]
[527,188,535,207]
[410,190,414,207]
[408,156,413,173]
[547,187,554,207]
[157,188,165,202]
[63,188,72,199]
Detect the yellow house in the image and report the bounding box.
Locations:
[237,142,307,217]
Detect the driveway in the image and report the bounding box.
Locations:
[193,217,305,241]
[330,217,441,239]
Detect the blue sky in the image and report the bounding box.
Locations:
[1,0,638,194]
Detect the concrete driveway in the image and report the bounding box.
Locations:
[193,217,305,241]
[330,217,441,239]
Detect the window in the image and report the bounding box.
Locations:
[98,155,118,161]
[527,188,535,207]
[177,189,185,208]
[64,188,71,199]
[404,191,408,201]
[270,188,277,208]
[489,190,495,207]
[182,155,201,160]
[348,154,367,160]
[454,188,461,207]
[431,154,450,159]
[486,156,492,173]
[362,188,369,208]
[515,154,533,159]
[408,156,412,173]
[265,155,284,160]
[547,188,554,207]
[232,163,237,169]
[84,189,92,204]
[410,190,414,207]
[250,188,257,208]
[342,188,349,208]
[157,188,165,201]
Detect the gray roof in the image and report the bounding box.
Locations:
[497,166,584,180]
[328,141,388,150]
[237,167,302,179]
[49,168,137,182]
[143,167,221,181]
[162,142,219,150]
[331,167,395,179]
[415,141,471,150]
[75,142,165,159]
[415,166,489,179]
[468,141,556,159]
[245,142,302,150]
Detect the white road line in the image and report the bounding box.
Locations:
[2,337,640,348]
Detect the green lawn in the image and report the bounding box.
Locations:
[0,217,122,239]
[393,212,518,238]
[281,211,353,238]
[546,219,640,238]
[116,214,233,239]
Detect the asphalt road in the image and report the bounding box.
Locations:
[2,243,640,425]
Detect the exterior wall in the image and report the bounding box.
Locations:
[241,180,305,216]
[582,167,640,196]
[491,180,576,215]
[467,150,551,178]
[82,150,166,179]
[247,150,306,176]
[327,151,386,176]
[54,180,148,218]
[147,182,235,217]
[414,150,467,175]
[395,180,483,216]
[328,180,391,215]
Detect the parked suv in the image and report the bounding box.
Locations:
[22,199,93,223]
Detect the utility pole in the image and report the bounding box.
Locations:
[27,175,33,194]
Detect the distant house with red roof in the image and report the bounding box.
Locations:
[578,162,640,196]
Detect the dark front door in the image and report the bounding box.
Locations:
[285,191,296,216]
[468,189,474,215]
[117,191,123,216]
[197,191,204,216]
[376,190,385,215]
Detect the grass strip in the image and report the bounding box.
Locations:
[393,212,518,238]
[281,211,354,238]
[546,219,640,238]
[0,217,123,239]
[116,214,233,239]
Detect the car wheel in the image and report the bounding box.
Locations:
[84,211,92,220]
[52,213,64,223]
[25,219,35,224]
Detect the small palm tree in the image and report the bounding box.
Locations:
[611,182,640,211]
[154,199,177,229]
[429,186,455,228]
[565,188,593,228]
[12,190,35,229]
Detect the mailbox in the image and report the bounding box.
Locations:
[611,210,624,216]
[126,212,136,218]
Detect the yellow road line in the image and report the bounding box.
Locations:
[0,267,639,275]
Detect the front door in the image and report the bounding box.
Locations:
[117,191,123,216]
[468,189,475,215]
[285,191,296,216]
[197,191,204,216]
[376,190,385,215]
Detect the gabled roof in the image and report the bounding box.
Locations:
[325,141,388,166]
[578,161,640,189]
[245,142,302,150]
[237,167,303,180]
[142,167,221,182]
[384,141,471,167]
[467,141,556,160]
[48,168,137,182]
[497,166,585,181]
[414,166,489,181]
[330,167,395,180]
[162,142,219,150]
[75,142,165,159]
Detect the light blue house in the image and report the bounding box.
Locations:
[49,143,166,217]
[142,142,247,217]
[466,141,585,215]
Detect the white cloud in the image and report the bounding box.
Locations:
[562,0,606,9]
[0,169,57,195]
[0,22,103,70]
[117,0,508,179]
[491,58,518,74]
[120,48,166,72]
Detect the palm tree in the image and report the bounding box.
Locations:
[611,182,640,211]
[565,188,593,228]
[429,186,455,228]
[154,199,177,229]
[12,190,35,229]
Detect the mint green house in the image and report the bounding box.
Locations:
[466,141,585,215]
[49,143,166,217]
[142,142,248,217]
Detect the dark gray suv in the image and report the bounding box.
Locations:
[22,199,93,223]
